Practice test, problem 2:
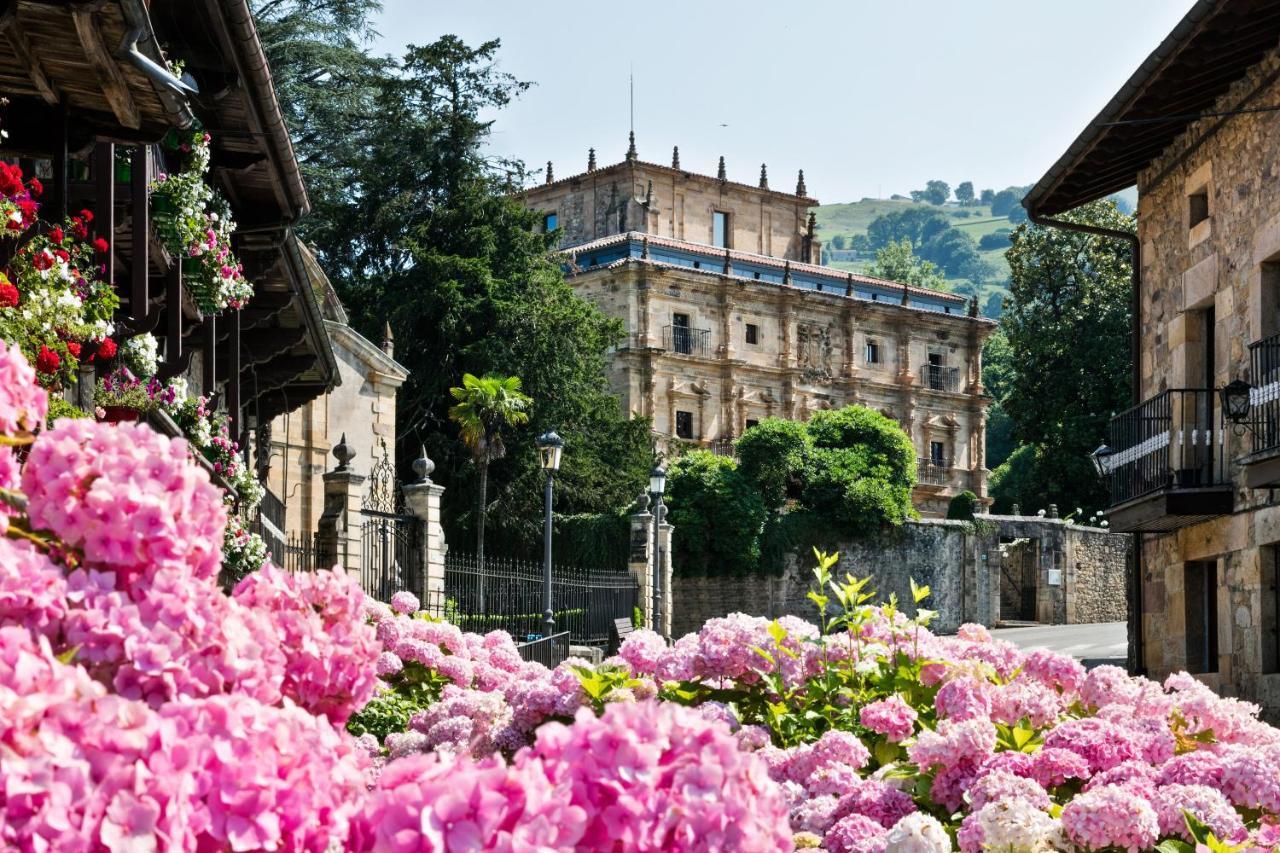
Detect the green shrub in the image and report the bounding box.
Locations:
[735,419,812,510]
[666,451,767,576]
[45,395,89,427]
[946,490,979,520]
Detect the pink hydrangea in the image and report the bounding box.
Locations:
[966,769,1050,811]
[1060,784,1159,852]
[0,537,67,641]
[1152,783,1246,842]
[935,676,992,721]
[824,812,887,853]
[1080,664,1142,710]
[1041,717,1143,774]
[411,684,513,757]
[618,627,668,676]
[907,719,997,770]
[860,694,917,742]
[22,419,227,581]
[389,590,418,614]
[232,564,380,724]
[833,779,917,829]
[0,339,48,434]
[1218,745,1280,812]
[1020,647,1086,695]
[1028,746,1092,788]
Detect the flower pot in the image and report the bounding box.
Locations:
[151,195,175,216]
[114,161,132,183]
[100,405,142,424]
[181,256,204,277]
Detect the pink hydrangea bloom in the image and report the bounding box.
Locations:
[1041,717,1143,774]
[1060,784,1159,852]
[966,769,1050,811]
[834,779,917,829]
[0,537,67,641]
[1028,746,1092,788]
[389,590,418,614]
[1152,783,1246,842]
[860,694,918,742]
[907,719,997,770]
[935,676,993,721]
[824,812,887,853]
[22,419,227,581]
[0,339,48,433]
[1020,647,1086,695]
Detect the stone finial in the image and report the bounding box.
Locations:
[1011,503,1021,516]
[671,146,680,169]
[333,433,355,471]
[782,261,792,285]
[901,285,909,306]
[412,445,435,483]
[723,249,732,276]
[626,130,637,161]
[644,179,654,206]
[969,296,979,317]
[1048,503,1059,519]
[635,491,651,513]
[545,161,554,184]
[845,272,854,298]
[796,169,807,197]
[641,236,650,259]
[381,321,394,357]
[807,211,817,236]
[759,163,768,189]
[717,155,727,181]
[587,147,597,172]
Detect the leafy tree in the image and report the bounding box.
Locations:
[1007,205,1029,224]
[980,188,995,206]
[666,452,767,576]
[946,490,979,520]
[830,234,846,250]
[982,290,1004,319]
[917,228,980,278]
[981,329,1016,468]
[848,234,871,253]
[448,373,532,574]
[978,230,1012,251]
[909,190,927,203]
[923,180,951,205]
[999,199,1133,514]
[990,189,1020,217]
[988,444,1041,514]
[955,181,975,205]
[801,407,916,537]
[866,208,951,250]
[868,239,948,291]
[735,419,812,511]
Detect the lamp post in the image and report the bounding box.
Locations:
[1089,444,1114,479]
[649,463,667,640]
[536,430,564,639]
[1221,379,1253,435]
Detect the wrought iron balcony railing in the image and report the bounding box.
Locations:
[917,457,952,485]
[1105,388,1226,507]
[662,324,711,356]
[1249,332,1280,455]
[921,364,961,392]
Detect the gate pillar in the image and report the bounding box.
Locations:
[402,446,447,613]
[317,434,364,572]
[628,493,654,630]
[658,518,674,640]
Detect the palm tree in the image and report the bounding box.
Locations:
[448,373,532,613]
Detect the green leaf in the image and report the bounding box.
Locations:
[1154,841,1194,853]
[910,578,930,603]
[873,740,900,766]
[56,644,81,665]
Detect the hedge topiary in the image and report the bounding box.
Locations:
[946,490,979,520]
[665,450,767,576]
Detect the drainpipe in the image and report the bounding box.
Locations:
[118,0,197,129]
[1026,209,1146,675]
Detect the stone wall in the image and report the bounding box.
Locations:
[669,517,1130,639]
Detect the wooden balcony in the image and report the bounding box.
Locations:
[1102,388,1233,533]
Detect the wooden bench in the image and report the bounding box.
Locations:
[610,617,635,653]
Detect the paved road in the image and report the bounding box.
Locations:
[991,622,1127,668]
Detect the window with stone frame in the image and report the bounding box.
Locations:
[543,212,558,233]
[713,211,730,248]
[865,339,881,364]
[930,441,947,467]
[745,323,759,346]
[745,418,759,430]
[1184,560,1220,674]
[675,410,695,439]
[1188,189,1209,229]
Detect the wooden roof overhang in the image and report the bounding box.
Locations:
[1024,0,1280,217]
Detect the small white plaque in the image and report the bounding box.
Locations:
[1046,569,1063,587]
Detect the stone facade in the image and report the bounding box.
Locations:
[1127,43,1280,717]
[263,245,409,537]
[519,144,996,516]
[669,517,1129,638]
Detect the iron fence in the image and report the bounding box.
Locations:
[1250,332,1280,454]
[360,512,424,603]
[663,324,711,356]
[1106,388,1225,506]
[917,457,952,485]
[517,631,571,668]
[920,364,961,392]
[438,552,639,647]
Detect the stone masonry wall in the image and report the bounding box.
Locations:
[669,517,1129,638]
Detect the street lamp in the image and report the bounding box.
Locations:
[536,430,564,639]
[1221,379,1253,433]
[649,463,667,641]
[1089,444,1114,479]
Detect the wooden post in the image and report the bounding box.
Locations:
[228,311,241,439]
[93,142,114,289]
[130,146,149,321]
[51,97,68,221]
[201,314,216,397]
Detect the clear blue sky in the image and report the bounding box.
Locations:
[372,1,1193,204]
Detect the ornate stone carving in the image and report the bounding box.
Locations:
[796,322,835,384]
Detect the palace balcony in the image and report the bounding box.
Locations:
[1102,388,1233,533]
[921,364,961,392]
[1242,332,1280,488]
[662,324,711,356]
[917,457,952,486]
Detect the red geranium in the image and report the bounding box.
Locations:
[0,278,18,308]
[17,199,37,221]
[27,177,42,197]
[93,237,109,254]
[54,249,70,263]
[31,250,53,271]
[95,337,118,360]
[35,345,60,374]
[79,208,94,223]
[72,220,88,239]
[66,341,81,358]
[0,163,23,196]
[49,225,63,244]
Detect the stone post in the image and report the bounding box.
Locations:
[401,446,447,613]
[659,518,675,640]
[76,362,96,413]
[316,434,364,572]
[628,494,654,629]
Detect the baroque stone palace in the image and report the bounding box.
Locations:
[518,137,995,516]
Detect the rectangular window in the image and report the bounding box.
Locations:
[1189,191,1209,228]
[675,410,694,439]
[930,441,946,467]
[543,212,558,232]
[865,340,880,364]
[672,313,692,355]
[745,323,759,345]
[713,211,729,248]
[1184,561,1220,674]
[745,418,759,430]
[1265,547,1280,674]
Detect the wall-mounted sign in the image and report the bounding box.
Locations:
[1047,569,1063,587]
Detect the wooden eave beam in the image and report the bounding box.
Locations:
[71,7,140,130]
[0,4,58,104]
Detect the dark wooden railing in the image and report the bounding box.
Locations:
[1105,388,1225,506]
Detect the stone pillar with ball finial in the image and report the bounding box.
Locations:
[401,445,448,611]
[317,433,365,573]
[629,492,655,629]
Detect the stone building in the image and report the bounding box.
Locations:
[259,242,409,543]
[1024,0,1280,716]
[519,138,996,516]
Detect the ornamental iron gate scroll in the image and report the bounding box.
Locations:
[360,439,424,602]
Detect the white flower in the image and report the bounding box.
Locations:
[966,800,1063,852]
[884,812,952,852]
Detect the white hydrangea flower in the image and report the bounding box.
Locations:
[884,812,952,852]
[969,800,1064,852]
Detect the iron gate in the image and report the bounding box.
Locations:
[360,440,424,602]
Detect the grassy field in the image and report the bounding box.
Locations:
[815,198,1017,310]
